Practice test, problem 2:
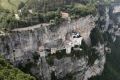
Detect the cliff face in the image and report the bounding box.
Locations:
[0,2,109,80]
[1,1,120,80]
[88,2,120,80]
[0,16,95,60]
[98,2,120,43]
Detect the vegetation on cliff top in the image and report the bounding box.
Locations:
[0,0,28,12]
[0,0,98,30]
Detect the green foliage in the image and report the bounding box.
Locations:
[18,2,25,10]
[73,3,96,16]
[46,49,66,66]
[62,3,97,19]
[87,48,98,66]
[0,8,28,29]
[38,10,61,23]
[90,28,104,46]
[46,41,99,66]
[0,0,28,12]
[0,55,36,80]
[89,37,120,80]
[51,71,57,80]
[0,9,16,29]
[0,0,97,29]
[104,0,112,6]
[80,41,99,66]
[32,52,40,62]
[46,55,54,66]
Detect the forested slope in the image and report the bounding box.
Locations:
[0,55,36,80]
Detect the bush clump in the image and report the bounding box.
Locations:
[0,55,36,80]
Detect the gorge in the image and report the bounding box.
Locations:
[0,0,120,80]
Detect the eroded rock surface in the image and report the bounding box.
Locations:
[0,15,105,80]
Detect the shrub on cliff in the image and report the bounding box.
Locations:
[90,28,104,46]
[71,3,97,17]
[0,9,28,29]
[38,10,61,23]
[62,3,97,19]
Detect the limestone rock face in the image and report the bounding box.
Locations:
[0,14,106,80]
[0,15,95,60]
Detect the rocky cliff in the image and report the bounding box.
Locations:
[88,1,120,80]
[0,2,112,80]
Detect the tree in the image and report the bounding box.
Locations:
[0,55,36,80]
